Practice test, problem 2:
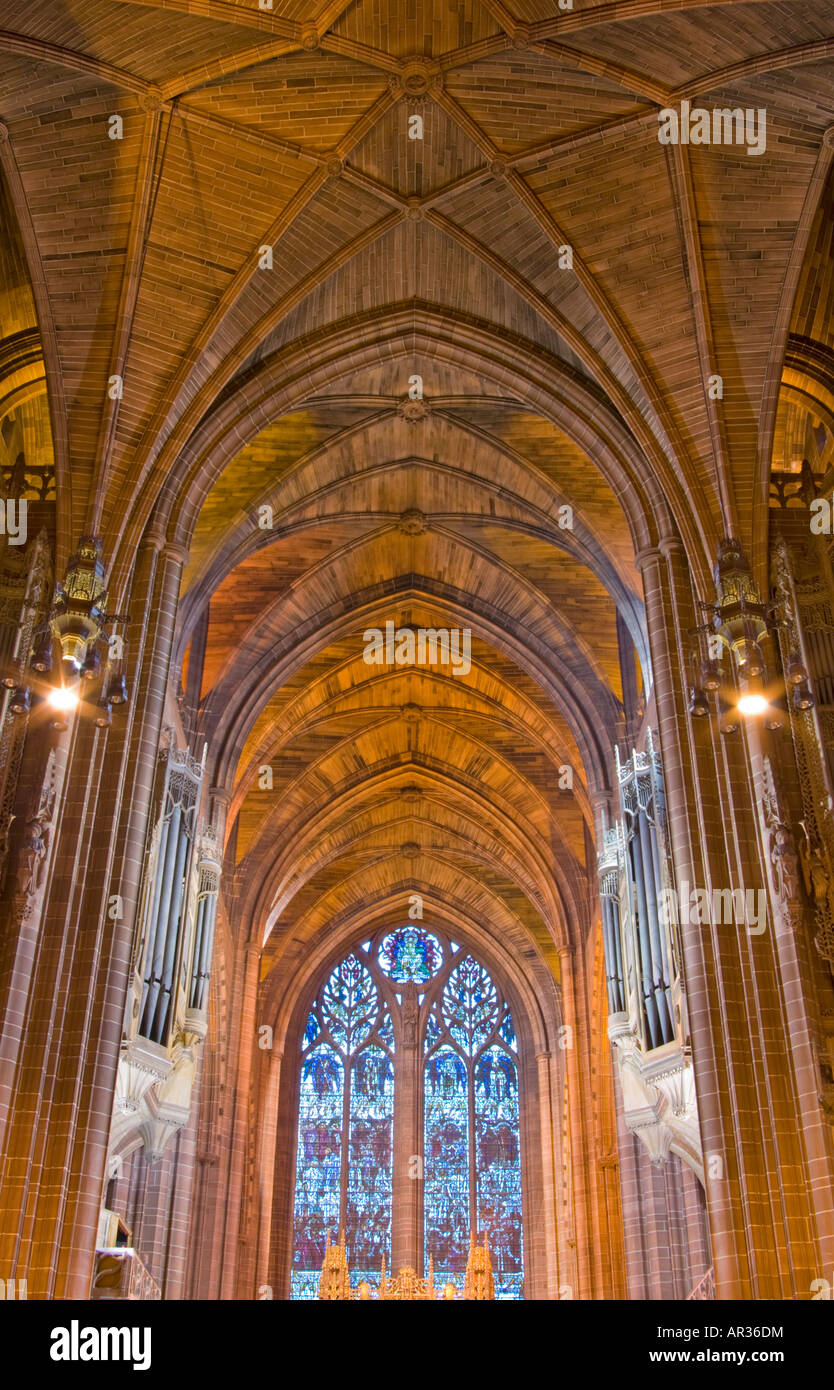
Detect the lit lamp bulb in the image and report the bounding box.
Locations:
[48,685,80,713]
[737,691,768,716]
[736,664,767,717]
[47,685,81,730]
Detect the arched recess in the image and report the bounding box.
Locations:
[256,897,564,1301]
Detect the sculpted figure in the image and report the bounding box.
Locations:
[17,817,47,898]
[799,821,831,903]
[769,820,799,903]
[402,981,419,1049]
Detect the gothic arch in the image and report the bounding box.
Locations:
[109,307,700,601]
[258,901,563,1300]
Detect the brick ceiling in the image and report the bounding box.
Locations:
[1,0,832,970]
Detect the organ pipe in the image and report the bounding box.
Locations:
[598,732,679,1052]
[189,830,221,1013]
[138,744,204,1046]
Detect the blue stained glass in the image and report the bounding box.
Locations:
[292,939,524,1300]
[379,928,443,983]
[303,1009,319,1050]
[424,1008,442,1053]
[442,955,498,1055]
[424,1047,470,1275]
[377,1005,394,1050]
[494,1273,525,1299]
[346,1048,393,1273]
[499,1008,517,1052]
[322,954,377,1055]
[289,1270,321,1301]
[292,1047,344,1289]
[475,1047,523,1281]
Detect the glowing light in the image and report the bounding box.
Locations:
[737,692,768,717]
[47,685,80,713]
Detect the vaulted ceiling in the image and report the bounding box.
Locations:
[1,0,832,975]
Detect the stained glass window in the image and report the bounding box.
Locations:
[378,927,443,983]
[425,953,523,1299]
[475,1047,523,1297]
[442,954,499,1055]
[291,935,524,1299]
[291,953,393,1299]
[292,1049,344,1300]
[424,1047,470,1272]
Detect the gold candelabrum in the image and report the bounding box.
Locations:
[317,1230,495,1301]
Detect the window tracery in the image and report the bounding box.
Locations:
[291,933,524,1299]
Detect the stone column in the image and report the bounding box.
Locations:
[536,1050,560,1299]
[637,537,834,1298]
[0,533,186,1297]
[253,1044,283,1298]
[162,1063,203,1299]
[223,939,262,1298]
[556,943,595,1299]
[392,998,420,1275]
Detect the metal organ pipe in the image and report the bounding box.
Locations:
[140,800,182,1038]
[601,892,625,1014]
[645,797,676,1031]
[627,819,661,1048]
[150,808,192,1044]
[598,735,680,1053]
[194,892,218,1012]
[138,746,204,1045]
[636,810,673,1044]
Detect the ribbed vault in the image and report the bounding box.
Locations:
[2,0,834,1053]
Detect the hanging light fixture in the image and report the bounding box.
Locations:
[81,645,101,681]
[710,539,769,670]
[30,632,54,674]
[688,685,710,717]
[737,688,768,717]
[28,536,132,723]
[106,672,129,706]
[50,536,109,673]
[689,538,812,727]
[94,701,112,729]
[717,699,739,736]
[784,650,807,687]
[9,685,30,715]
